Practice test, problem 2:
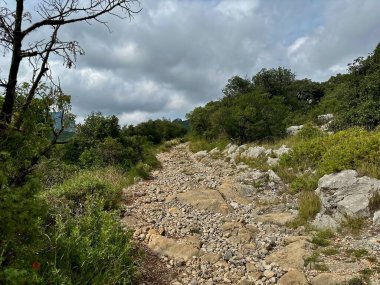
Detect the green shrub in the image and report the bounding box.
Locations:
[341,215,366,235]
[37,159,79,189]
[289,174,318,194]
[47,167,127,211]
[322,248,339,256]
[188,137,229,153]
[348,277,365,285]
[0,180,48,284]
[347,248,369,259]
[311,229,334,247]
[279,128,380,188]
[43,198,136,285]
[298,192,321,221]
[369,192,380,213]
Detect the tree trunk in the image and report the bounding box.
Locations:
[0,0,24,130]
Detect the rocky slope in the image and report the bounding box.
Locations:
[122,143,379,285]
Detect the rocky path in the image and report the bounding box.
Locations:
[122,143,380,285]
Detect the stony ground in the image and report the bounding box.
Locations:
[122,143,380,285]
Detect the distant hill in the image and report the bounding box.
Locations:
[173,118,190,129]
[51,111,75,141]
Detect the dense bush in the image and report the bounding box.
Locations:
[187,68,324,143]
[122,118,188,145]
[0,167,138,285]
[279,128,380,179]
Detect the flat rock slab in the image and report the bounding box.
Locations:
[266,238,310,270]
[147,231,200,261]
[217,179,253,205]
[167,187,231,215]
[257,212,296,226]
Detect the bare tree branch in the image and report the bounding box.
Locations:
[0,0,140,130]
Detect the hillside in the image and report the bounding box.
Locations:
[124,142,379,284]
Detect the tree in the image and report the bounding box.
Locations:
[252,67,295,97]
[0,0,140,130]
[222,75,253,99]
[0,0,140,186]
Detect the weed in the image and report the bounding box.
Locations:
[322,247,339,256]
[366,255,377,263]
[369,192,380,214]
[357,161,380,179]
[311,229,334,247]
[188,138,229,153]
[359,268,373,284]
[156,139,181,152]
[348,277,365,285]
[289,174,318,194]
[298,192,321,221]
[314,263,329,271]
[304,251,320,265]
[347,248,369,259]
[341,215,366,235]
[236,155,270,171]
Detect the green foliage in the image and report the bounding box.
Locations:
[368,192,380,214]
[43,198,136,285]
[279,128,380,179]
[347,248,369,259]
[298,191,321,221]
[348,277,365,285]
[311,229,334,247]
[321,248,339,256]
[0,180,47,283]
[37,159,80,189]
[289,174,318,194]
[252,67,295,97]
[222,75,253,98]
[187,90,291,143]
[329,43,380,131]
[341,215,366,235]
[47,167,125,211]
[123,118,187,145]
[188,137,229,153]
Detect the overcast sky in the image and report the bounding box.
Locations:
[2,0,380,125]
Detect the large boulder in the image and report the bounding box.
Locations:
[266,237,310,270]
[194,150,208,160]
[217,179,253,205]
[312,213,338,231]
[273,145,291,157]
[311,273,350,285]
[316,170,380,220]
[147,230,200,261]
[278,270,308,285]
[241,146,266,159]
[317,113,334,124]
[286,125,304,135]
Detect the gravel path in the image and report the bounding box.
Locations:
[122,143,380,285]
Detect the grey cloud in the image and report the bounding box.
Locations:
[2,0,379,125]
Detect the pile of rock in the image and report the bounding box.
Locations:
[313,169,380,230]
[218,143,291,166]
[123,144,380,285]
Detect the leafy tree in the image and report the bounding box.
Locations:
[330,43,380,130]
[122,119,187,145]
[222,75,253,98]
[252,67,295,97]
